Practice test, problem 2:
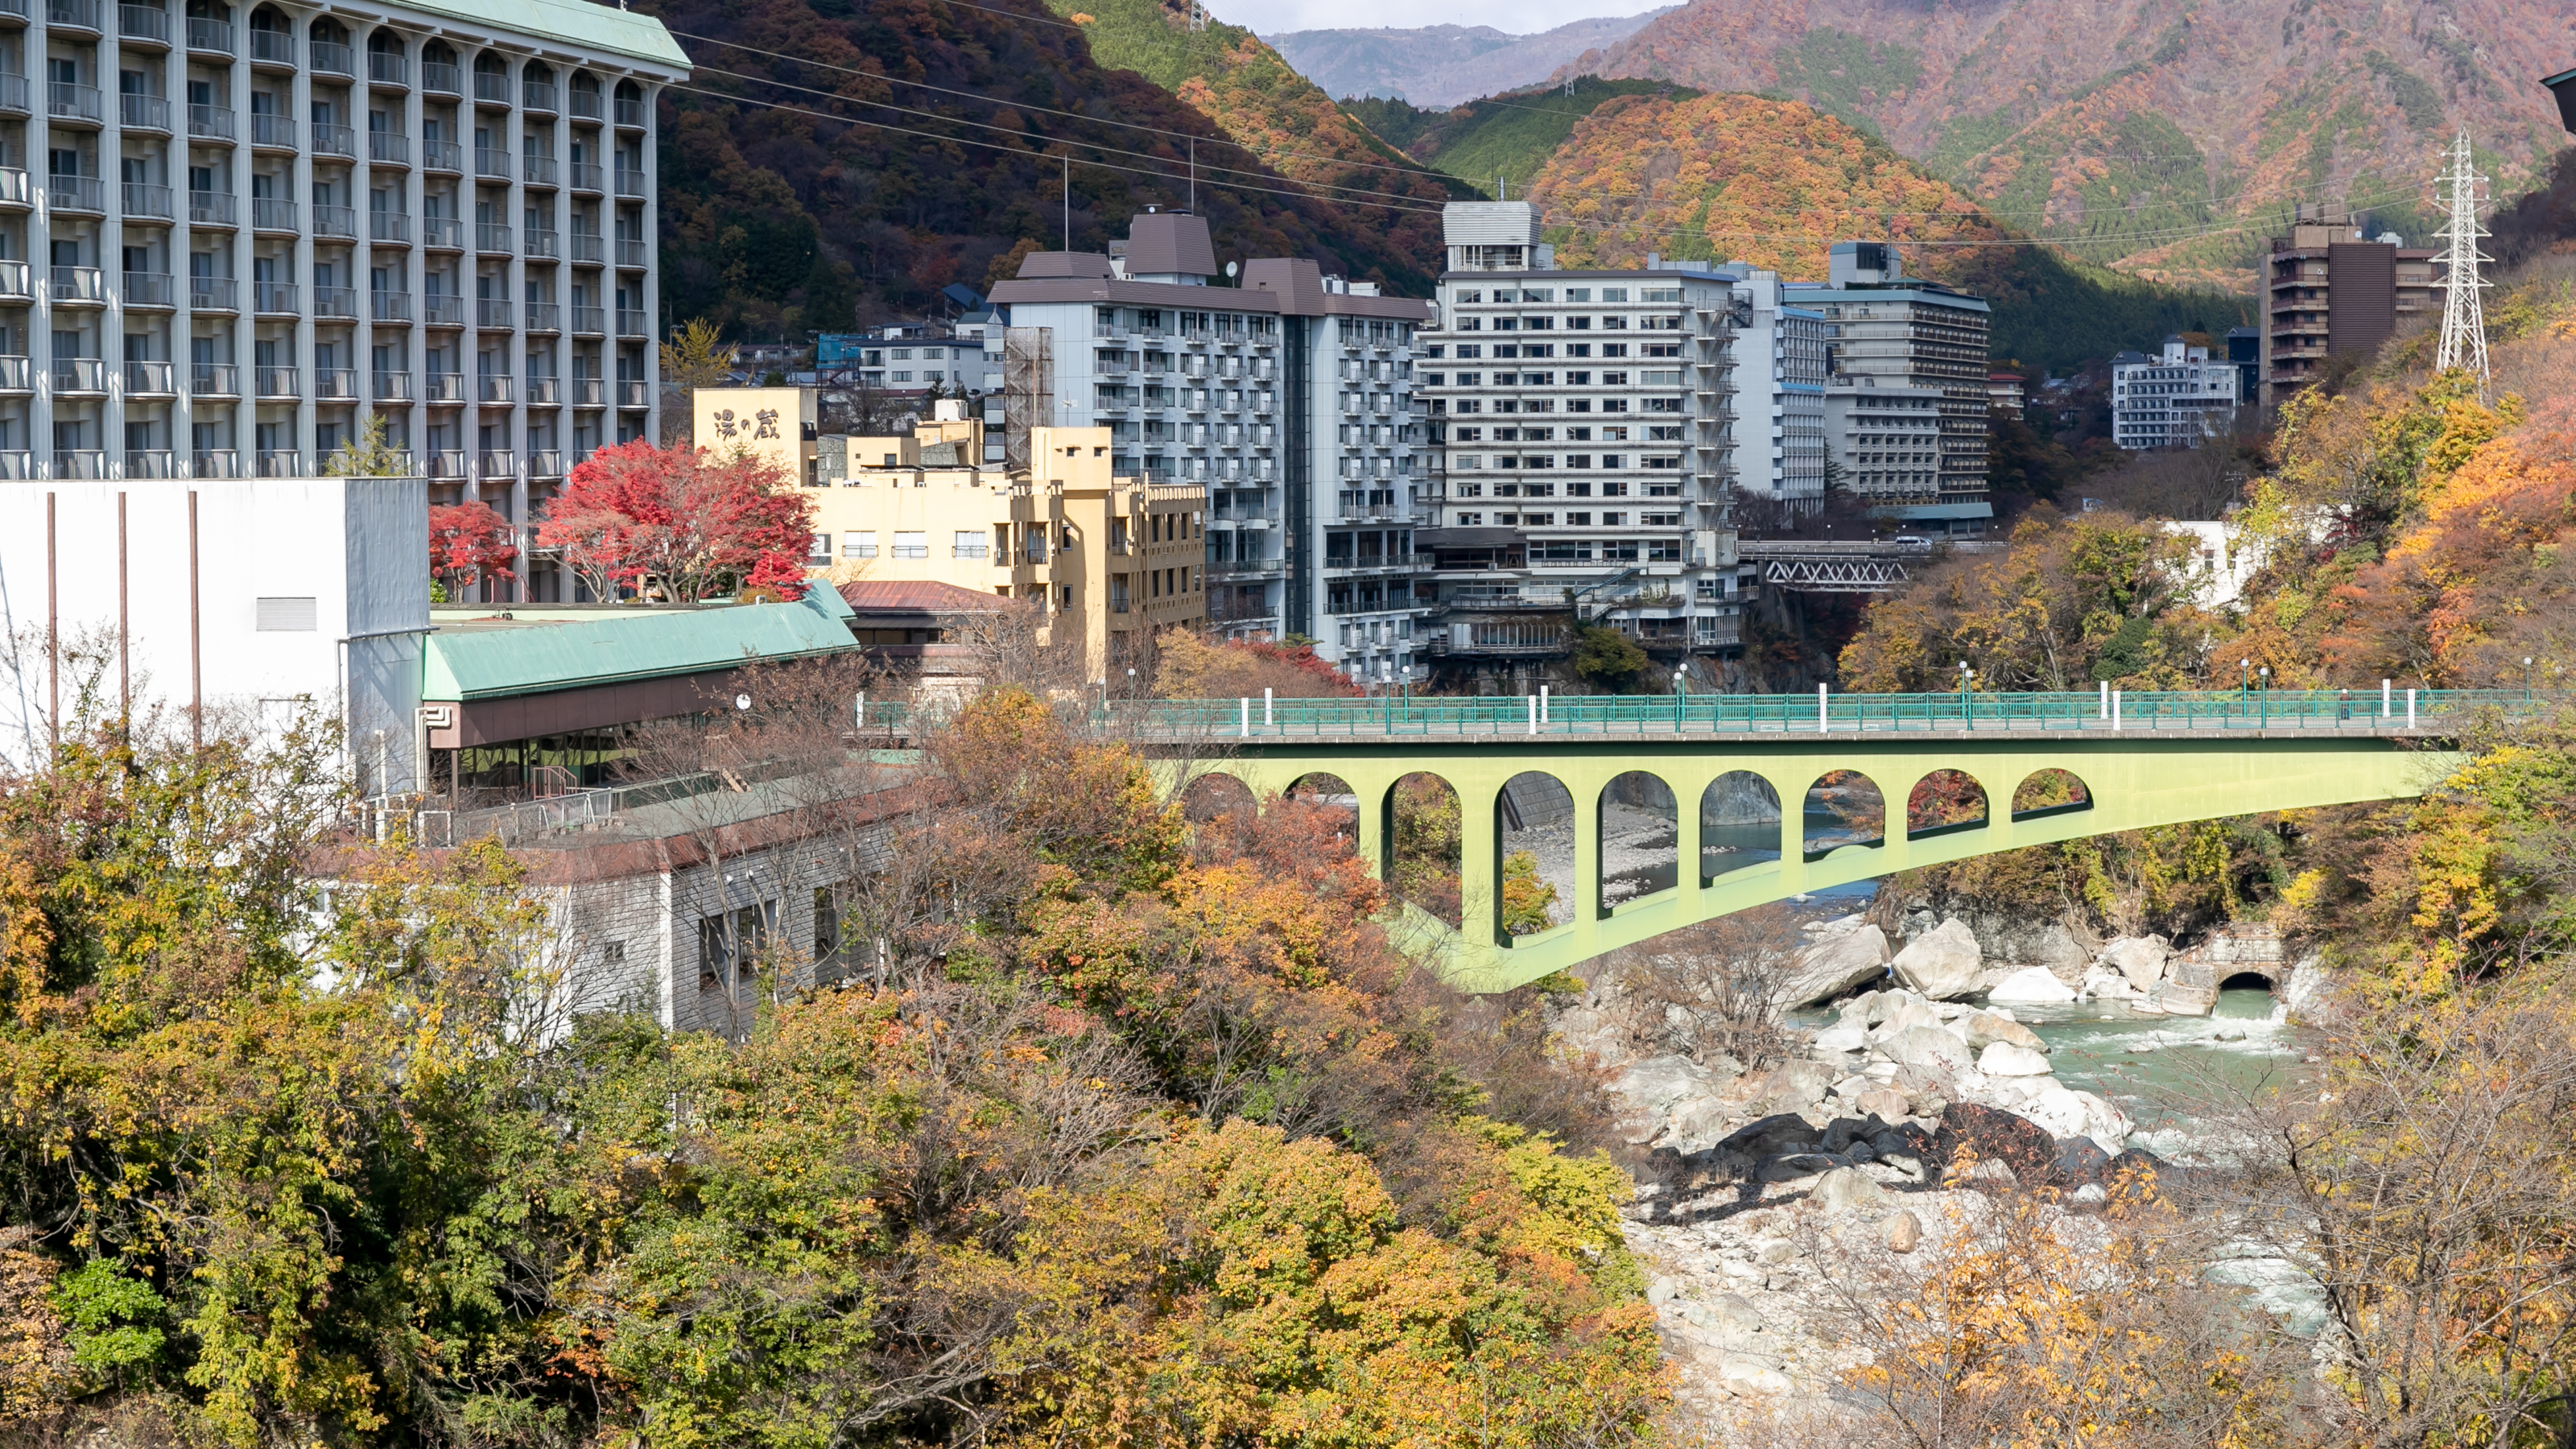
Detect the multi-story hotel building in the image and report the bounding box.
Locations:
[2260,202,2436,408]
[1790,242,1992,535]
[1416,200,1744,658]
[0,0,683,600]
[989,210,1433,683]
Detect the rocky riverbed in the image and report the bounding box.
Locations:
[1565,910,2279,1424]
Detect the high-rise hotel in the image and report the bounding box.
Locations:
[0,0,684,598]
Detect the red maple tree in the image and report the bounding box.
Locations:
[427,500,518,601]
[536,440,815,602]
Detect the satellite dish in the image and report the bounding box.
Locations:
[1224,261,1239,279]
[734,692,753,712]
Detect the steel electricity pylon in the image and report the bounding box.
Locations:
[2434,128,2493,391]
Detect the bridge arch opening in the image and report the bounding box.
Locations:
[1599,770,1678,913]
[1499,771,1574,935]
[1803,771,1885,859]
[1179,772,1258,824]
[1701,771,1782,881]
[1906,769,1989,840]
[1283,771,1357,808]
[2012,768,2095,822]
[1389,772,1463,930]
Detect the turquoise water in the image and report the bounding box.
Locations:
[2000,987,2309,1141]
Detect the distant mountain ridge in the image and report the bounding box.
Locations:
[1547,0,2575,288]
[1268,10,1674,109]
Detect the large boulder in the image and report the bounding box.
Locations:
[2020,1083,2132,1153]
[1879,1025,1978,1075]
[1933,1101,2062,1183]
[1781,925,1892,1008]
[2098,935,2172,990]
[1988,967,2079,1004]
[1813,1165,1890,1212]
[1892,918,1984,1000]
[1959,1009,2047,1053]
[1610,1055,1731,1146]
[1979,1042,2053,1076]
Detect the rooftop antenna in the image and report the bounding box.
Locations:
[2434,128,2492,393]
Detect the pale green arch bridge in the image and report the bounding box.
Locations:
[1123,690,2517,993]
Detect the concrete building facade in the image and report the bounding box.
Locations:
[1789,242,1992,533]
[2111,336,2241,450]
[1728,270,1827,510]
[2260,203,2437,407]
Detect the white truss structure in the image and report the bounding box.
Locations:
[2434,128,2492,389]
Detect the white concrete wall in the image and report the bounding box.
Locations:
[0,477,428,790]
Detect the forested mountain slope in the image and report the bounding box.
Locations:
[1552,0,2575,288]
[1268,11,1674,109]
[1347,78,1700,201]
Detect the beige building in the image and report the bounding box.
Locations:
[692,388,1205,679]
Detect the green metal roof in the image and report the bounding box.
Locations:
[423,592,857,700]
[401,0,690,70]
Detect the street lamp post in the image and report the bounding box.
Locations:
[2259,666,2270,729]
[1673,668,1686,730]
[1959,661,1973,728]
[2524,655,2535,704]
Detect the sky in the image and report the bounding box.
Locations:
[1228,0,1664,38]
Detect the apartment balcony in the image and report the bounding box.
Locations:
[249,111,295,150]
[372,369,411,401]
[569,231,603,263]
[617,237,647,268]
[0,356,28,390]
[477,449,516,477]
[124,448,179,478]
[53,450,108,479]
[46,175,103,213]
[614,97,644,128]
[368,130,408,166]
[316,366,357,399]
[0,260,29,299]
[616,379,648,407]
[251,196,295,232]
[423,448,467,477]
[473,70,508,105]
[525,375,559,404]
[119,92,171,131]
[187,359,237,394]
[48,81,103,125]
[569,377,604,407]
[51,358,106,394]
[525,228,559,260]
[50,265,105,305]
[369,209,409,243]
[615,308,646,336]
[522,80,556,114]
[370,289,411,323]
[474,148,510,181]
[422,60,460,96]
[423,370,464,402]
[475,298,513,328]
[613,167,644,197]
[45,0,99,31]
[367,52,407,87]
[423,216,461,249]
[478,374,512,403]
[315,285,357,319]
[192,449,242,477]
[524,302,559,332]
[186,16,231,54]
[568,160,602,192]
[0,75,24,118]
[527,449,564,477]
[423,138,462,173]
[254,449,302,477]
[570,304,603,334]
[188,275,236,311]
[569,89,602,122]
[312,122,355,159]
[188,188,235,225]
[475,221,512,254]
[255,365,297,398]
[117,2,169,42]
[315,204,356,239]
[187,101,232,141]
[309,39,353,76]
[253,280,297,313]
[247,27,291,66]
[0,169,25,208]
[423,295,464,326]
[124,359,175,394]
[523,156,559,190]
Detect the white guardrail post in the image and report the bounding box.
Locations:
[1527,693,1538,735]
[1240,696,1250,736]
[1817,682,1828,733]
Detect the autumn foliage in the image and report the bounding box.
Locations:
[424,499,517,598]
[535,438,815,602]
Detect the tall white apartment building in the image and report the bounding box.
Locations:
[0,0,683,601]
[1788,241,1992,535]
[1729,269,1827,508]
[1417,200,1742,656]
[989,211,1432,680]
[2111,336,2240,450]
